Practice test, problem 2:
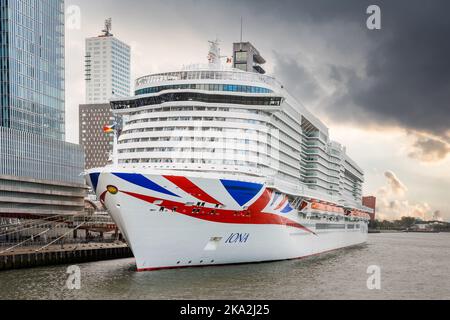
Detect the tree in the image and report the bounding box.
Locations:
[399,217,417,229]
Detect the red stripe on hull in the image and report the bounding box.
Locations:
[100,191,107,204]
[163,175,222,205]
[274,196,288,211]
[121,190,316,235]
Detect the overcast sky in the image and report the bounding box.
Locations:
[64,0,450,221]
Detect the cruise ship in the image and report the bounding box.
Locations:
[86,41,373,272]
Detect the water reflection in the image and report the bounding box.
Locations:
[0,233,449,300]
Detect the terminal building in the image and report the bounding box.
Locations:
[0,0,85,218]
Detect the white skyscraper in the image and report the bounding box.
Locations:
[85,19,131,104]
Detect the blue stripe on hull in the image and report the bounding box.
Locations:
[220,179,263,206]
[281,204,294,214]
[113,173,179,197]
[89,173,100,193]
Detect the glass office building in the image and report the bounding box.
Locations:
[0,0,85,217]
[1,0,65,140]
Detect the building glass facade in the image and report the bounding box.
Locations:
[0,0,85,218]
[0,0,65,140]
[0,126,83,183]
[0,0,84,186]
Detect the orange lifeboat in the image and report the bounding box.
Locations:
[311,201,345,216]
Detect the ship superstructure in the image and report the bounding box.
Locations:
[87,41,373,271]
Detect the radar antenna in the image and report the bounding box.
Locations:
[207,39,221,66]
[207,39,232,67]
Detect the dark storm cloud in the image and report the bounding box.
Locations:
[231,0,450,160]
[272,52,322,105]
[340,1,450,139]
[72,0,450,148]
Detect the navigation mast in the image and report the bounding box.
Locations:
[207,39,222,67]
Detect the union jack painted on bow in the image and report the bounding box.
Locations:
[92,173,315,235]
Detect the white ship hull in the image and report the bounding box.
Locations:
[87,170,368,271]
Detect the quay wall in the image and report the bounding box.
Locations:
[0,245,133,271]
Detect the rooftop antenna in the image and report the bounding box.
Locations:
[102,18,113,37]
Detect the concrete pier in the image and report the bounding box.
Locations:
[0,243,133,271]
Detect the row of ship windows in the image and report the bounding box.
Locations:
[302,152,342,166]
[121,126,266,135]
[117,136,297,158]
[304,173,340,184]
[302,169,340,180]
[304,160,341,171]
[126,116,266,126]
[117,154,300,177]
[117,146,296,163]
[119,147,265,157]
[305,181,361,195]
[135,71,276,86]
[117,135,304,167]
[111,93,282,110]
[118,134,291,155]
[119,136,263,144]
[119,126,301,164]
[129,106,269,116]
[135,84,273,96]
[119,158,259,167]
[124,106,301,153]
[303,148,341,159]
[303,178,338,187]
[124,160,307,175]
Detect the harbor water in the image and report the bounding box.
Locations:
[0,233,449,300]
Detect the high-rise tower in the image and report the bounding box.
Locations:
[80,19,130,169]
[0,0,85,218]
[85,18,131,104]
